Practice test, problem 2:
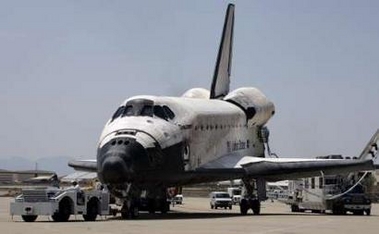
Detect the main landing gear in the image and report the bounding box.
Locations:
[121,199,140,219]
[146,188,170,214]
[147,198,170,214]
[239,178,261,215]
[119,188,170,219]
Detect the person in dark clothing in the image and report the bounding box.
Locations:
[50,174,60,188]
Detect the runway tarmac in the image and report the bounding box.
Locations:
[2,197,379,234]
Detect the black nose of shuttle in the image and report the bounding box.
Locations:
[102,154,130,183]
[98,138,150,184]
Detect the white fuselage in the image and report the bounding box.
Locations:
[99,95,267,171]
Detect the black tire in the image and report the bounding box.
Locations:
[366,209,371,216]
[112,209,118,216]
[353,210,364,215]
[121,210,129,219]
[120,199,140,219]
[121,202,129,219]
[52,198,71,222]
[83,199,98,221]
[291,205,299,212]
[240,199,248,215]
[21,215,37,222]
[229,206,232,210]
[129,204,139,219]
[160,200,169,214]
[148,198,156,214]
[251,199,260,215]
[332,204,345,215]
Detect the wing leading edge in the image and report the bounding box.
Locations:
[239,157,376,181]
[68,160,97,172]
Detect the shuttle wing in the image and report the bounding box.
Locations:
[181,157,377,184]
[68,159,97,172]
[237,157,376,181]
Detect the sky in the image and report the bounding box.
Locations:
[1,0,378,161]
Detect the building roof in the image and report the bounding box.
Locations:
[61,172,98,182]
[0,169,54,175]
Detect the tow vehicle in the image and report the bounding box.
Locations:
[10,186,110,222]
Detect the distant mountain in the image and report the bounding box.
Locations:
[0,156,82,176]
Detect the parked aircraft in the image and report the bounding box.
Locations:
[69,4,378,218]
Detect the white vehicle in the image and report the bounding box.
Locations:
[173,194,183,205]
[287,173,372,215]
[210,191,232,210]
[227,187,242,205]
[10,187,110,222]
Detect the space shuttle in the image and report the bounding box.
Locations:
[69,4,378,218]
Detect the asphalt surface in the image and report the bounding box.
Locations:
[2,197,379,234]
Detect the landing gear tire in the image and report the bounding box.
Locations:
[240,199,248,215]
[121,200,129,219]
[353,210,364,216]
[160,199,169,214]
[121,200,139,219]
[332,204,346,215]
[148,199,156,214]
[251,199,260,215]
[291,205,300,212]
[21,215,38,222]
[129,204,139,218]
[239,198,260,215]
[121,212,128,219]
[365,209,371,216]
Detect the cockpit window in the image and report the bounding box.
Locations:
[111,99,175,120]
[111,106,125,122]
[140,105,153,117]
[154,105,167,120]
[163,105,175,119]
[122,105,134,117]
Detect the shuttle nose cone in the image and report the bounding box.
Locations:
[101,155,130,184]
[98,139,151,185]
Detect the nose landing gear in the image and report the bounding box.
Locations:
[121,199,140,219]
